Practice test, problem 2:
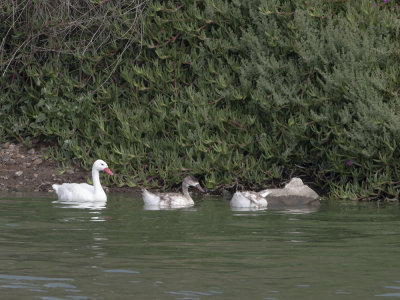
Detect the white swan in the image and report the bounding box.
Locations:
[52,159,113,201]
[230,191,268,209]
[142,176,205,209]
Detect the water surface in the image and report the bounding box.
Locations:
[0,192,400,299]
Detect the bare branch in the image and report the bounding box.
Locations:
[0,0,150,82]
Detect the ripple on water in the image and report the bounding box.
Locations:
[376,293,400,297]
[335,290,351,295]
[40,297,88,300]
[384,286,400,290]
[0,274,74,281]
[377,284,400,297]
[104,269,140,274]
[43,282,77,288]
[0,274,77,293]
[166,290,223,299]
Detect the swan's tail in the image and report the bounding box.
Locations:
[230,191,247,207]
[141,188,160,206]
[52,184,59,193]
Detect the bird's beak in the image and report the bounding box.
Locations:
[104,168,114,175]
[195,184,205,193]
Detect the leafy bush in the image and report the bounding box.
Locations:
[1,0,399,200]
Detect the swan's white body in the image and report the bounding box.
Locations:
[52,160,113,201]
[142,176,205,209]
[230,191,268,209]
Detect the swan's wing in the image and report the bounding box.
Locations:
[159,193,192,207]
[53,183,95,201]
[142,189,162,206]
[142,189,192,207]
[63,183,94,194]
[231,191,267,208]
[242,191,267,207]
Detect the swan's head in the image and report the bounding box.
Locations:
[183,175,205,193]
[93,159,113,175]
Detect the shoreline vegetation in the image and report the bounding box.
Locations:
[0,142,136,194]
[1,0,399,200]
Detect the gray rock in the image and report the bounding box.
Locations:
[15,171,23,177]
[32,158,43,165]
[261,178,320,206]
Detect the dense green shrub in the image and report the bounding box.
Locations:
[237,0,400,200]
[1,0,399,200]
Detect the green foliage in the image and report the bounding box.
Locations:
[238,0,400,200]
[1,0,400,199]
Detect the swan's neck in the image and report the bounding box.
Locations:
[92,168,103,193]
[182,183,192,200]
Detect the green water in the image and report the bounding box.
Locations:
[0,192,400,300]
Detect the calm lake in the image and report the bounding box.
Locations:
[0,192,400,299]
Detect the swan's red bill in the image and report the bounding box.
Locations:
[104,168,113,175]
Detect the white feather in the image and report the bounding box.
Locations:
[230,191,268,208]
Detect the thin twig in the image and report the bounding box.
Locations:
[0,0,151,85]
